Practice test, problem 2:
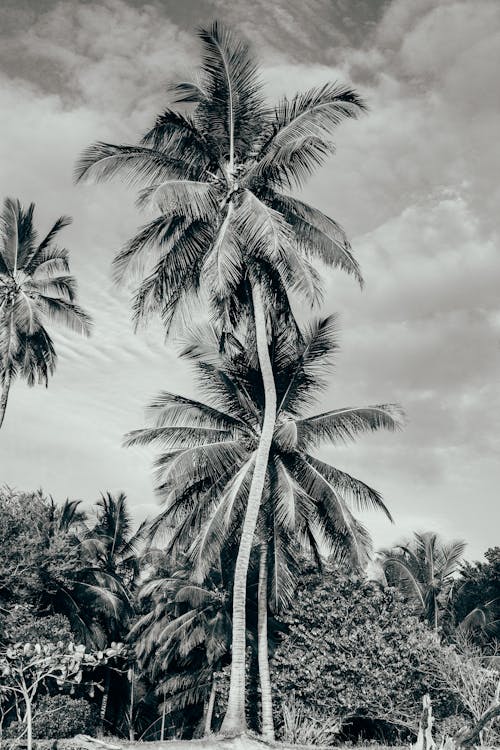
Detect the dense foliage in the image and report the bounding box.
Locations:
[271,569,458,743]
[452,547,500,645]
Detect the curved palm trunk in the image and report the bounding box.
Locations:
[0,372,11,430]
[258,541,275,740]
[221,282,277,735]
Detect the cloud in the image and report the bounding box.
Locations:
[0,0,498,560]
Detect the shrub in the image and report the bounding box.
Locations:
[5,695,98,740]
[271,568,458,743]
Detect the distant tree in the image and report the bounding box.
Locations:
[0,198,91,429]
[0,488,131,647]
[452,548,500,645]
[88,492,146,591]
[380,532,466,632]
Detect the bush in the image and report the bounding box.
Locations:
[5,694,98,740]
[271,568,459,743]
[282,691,341,746]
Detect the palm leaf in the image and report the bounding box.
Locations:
[296,403,403,448]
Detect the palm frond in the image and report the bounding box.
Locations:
[265,192,363,285]
[124,425,234,449]
[37,295,92,335]
[270,82,366,150]
[74,142,188,185]
[296,403,404,448]
[305,455,393,521]
[196,21,267,163]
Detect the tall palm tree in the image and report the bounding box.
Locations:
[0,198,91,429]
[126,315,402,734]
[76,22,366,730]
[380,531,466,632]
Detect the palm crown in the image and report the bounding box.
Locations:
[0,197,91,427]
[380,531,467,632]
[127,317,402,590]
[75,21,366,331]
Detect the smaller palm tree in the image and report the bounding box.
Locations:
[127,315,403,736]
[131,558,232,737]
[379,531,467,632]
[88,491,146,592]
[0,198,91,429]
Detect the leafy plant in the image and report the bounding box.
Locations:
[271,568,458,744]
[4,694,98,740]
[0,198,91,428]
[282,691,341,746]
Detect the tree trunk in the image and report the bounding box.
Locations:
[160,699,167,741]
[20,685,33,750]
[129,668,135,741]
[204,675,217,736]
[100,670,110,729]
[413,694,436,750]
[220,281,277,735]
[258,541,275,740]
[453,702,500,747]
[0,373,11,430]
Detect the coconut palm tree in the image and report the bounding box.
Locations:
[131,559,232,738]
[0,198,91,429]
[126,315,402,735]
[88,491,146,592]
[76,21,368,730]
[379,531,467,633]
[76,23,366,732]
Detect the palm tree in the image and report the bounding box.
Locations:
[0,198,91,429]
[131,559,232,738]
[126,315,402,735]
[76,22,366,731]
[88,491,146,593]
[76,24,366,731]
[379,531,466,632]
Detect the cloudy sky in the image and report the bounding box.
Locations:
[0,0,498,560]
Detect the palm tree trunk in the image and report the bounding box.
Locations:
[0,372,11,430]
[221,281,277,735]
[129,667,135,741]
[160,699,166,741]
[204,674,217,736]
[258,541,275,740]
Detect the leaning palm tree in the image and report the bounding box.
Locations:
[0,198,91,429]
[380,531,467,632]
[126,315,402,735]
[76,23,366,730]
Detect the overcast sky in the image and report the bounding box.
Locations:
[0,0,498,561]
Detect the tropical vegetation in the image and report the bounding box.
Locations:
[0,199,91,428]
